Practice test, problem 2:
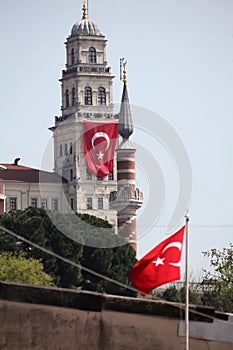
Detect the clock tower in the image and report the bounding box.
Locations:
[50,4,118,226]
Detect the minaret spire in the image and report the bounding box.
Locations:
[110,59,143,251]
[118,59,134,141]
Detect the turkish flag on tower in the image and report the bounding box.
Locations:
[83,120,118,177]
[129,226,185,295]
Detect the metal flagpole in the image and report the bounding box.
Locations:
[185,212,190,350]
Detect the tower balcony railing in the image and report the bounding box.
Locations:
[109,188,143,203]
[62,66,111,76]
[62,67,78,75]
[79,66,111,73]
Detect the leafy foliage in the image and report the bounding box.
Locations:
[0,252,54,286]
[162,285,180,302]
[201,245,233,312]
[162,284,202,305]
[0,207,83,287]
[82,244,137,296]
[0,207,136,295]
[162,245,233,312]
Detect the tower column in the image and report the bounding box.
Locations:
[110,64,143,251]
[111,147,142,251]
[49,3,118,227]
[117,150,136,189]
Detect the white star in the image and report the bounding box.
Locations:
[153,257,165,267]
[96,152,104,160]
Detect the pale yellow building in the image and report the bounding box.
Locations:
[0,159,68,214]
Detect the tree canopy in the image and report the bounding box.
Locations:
[201,245,233,312]
[0,252,54,286]
[161,245,233,313]
[0,207,83,287]
[0,207,136,295]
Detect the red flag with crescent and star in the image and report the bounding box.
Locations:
[83,119,118,177]
[129,226,185,295]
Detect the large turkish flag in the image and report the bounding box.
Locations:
[129,226,185,295]
[83,120,118,177]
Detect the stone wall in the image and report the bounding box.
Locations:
[0,281,232,350]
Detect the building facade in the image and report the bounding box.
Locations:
[0,4,143,250]
[50,4,118,226]
[0,160,68,214]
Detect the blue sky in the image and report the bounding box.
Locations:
[1,0,233,278]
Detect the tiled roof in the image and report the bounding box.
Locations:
[0,164,67,184]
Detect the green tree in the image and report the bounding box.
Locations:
[162,285,180,302]
[162,284,202,305]
[104,244,137,296]
[81,243,137,296]
[0,207,83,288]
[0,208,137,296]
[0,252,54,286]
[201,244,233,312]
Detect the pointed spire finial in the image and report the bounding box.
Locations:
[82,3,88,20]
[120,58,127,84]
[118,59,134,140]
[123,60,127,83]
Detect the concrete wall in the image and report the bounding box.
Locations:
[0,282,232,350]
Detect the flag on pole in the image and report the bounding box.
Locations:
[83,120,118,177]
[129,226,185,295]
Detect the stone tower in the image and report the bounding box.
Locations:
[50,4,118,226]
[110,66,143,251]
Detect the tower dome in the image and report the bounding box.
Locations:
[71,19,101,36]
[71,4,102,37]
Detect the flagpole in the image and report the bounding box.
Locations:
[185,212,190,350]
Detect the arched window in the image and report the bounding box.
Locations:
[72,87,76,106]
[65,89,69,108]
[98,87,106,105]
[85,86,92,105]
[71,48,75,64]
[88,47,96,63]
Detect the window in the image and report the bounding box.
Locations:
[71,48,75,64]
[98,197,103,210]
[70,198,74,210]
[52,199,58,211]
[10,198,17,211]
[72,87,76,106]
[86,169,92,180]
[31,198,37,207]
[98,87,106,105]
[88,47,96,63]
[70,169,73,181]
[60,144,63,157]
[65,143,68,155]
[65,89,69,108]
[41,198,48,209]
[97,176,103,181]
[85,86,92,105]
[108,172,114,180]
[70,142,73,155]
[87,197,92,209]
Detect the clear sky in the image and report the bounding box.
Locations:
[1,0,233,278]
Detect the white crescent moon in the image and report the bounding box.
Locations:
[91,132,110,151]
[162,241,182,267]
